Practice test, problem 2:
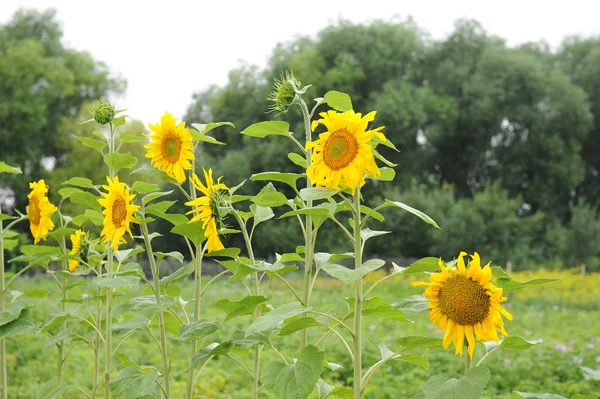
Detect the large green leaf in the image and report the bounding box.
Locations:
[262,345,325,399]
[0,161,22,174]
[131,181,160,194]
[109,367,160,399]
[512,392,568,399]
[172,320,219,344]
[420,366,490,399]
[75,135,106,153]
[300,187,338,201]
[251,184,289,208]
[171,222,206,247]
[246,302,308,337]
[580,366,600,381]
[483,336,543,354]
[131,165,177,184]
[396,336,444,351]
[104,153,138,174]
[191,121,234,135]
[393,295,430,313]
[279,317,325,336]
[288,152,307,168]
[36,377,63,399]
[70,191,101,211]
[381,200,440,229]
[346,297,409,322]
[323,91,353,112]
[251,172,305,189]
[321,259,385,284]
[216,296,269,322]
[63,177,95,189]
[241,121,290,138]
[20,245,62,257]
[250,204,274,226]
[496,277,560,292]
[0,302,27,327]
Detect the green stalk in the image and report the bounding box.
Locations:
[104,122,116,399]
[465,351,471,373]
[0,218,7,399]
[352,187,363,399]
[185,244,204,399]
[140,217,170,398]
[298,98,313,350]
[92,285,102,398]
[57,216,68,384]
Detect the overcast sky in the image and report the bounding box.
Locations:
[1,0,599,124]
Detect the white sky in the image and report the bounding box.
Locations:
[1,0,599,124]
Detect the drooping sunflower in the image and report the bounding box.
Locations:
[306,110,387,193]
[412,252,513,358]
[98,176,139,250]
[145,112,195,183]
[185,168,228,253]
[27,179,58,244]
[68,230,86,272]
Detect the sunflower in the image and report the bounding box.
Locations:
[185,168,228,253]
[98,176,139,250]
[306,110,387,193]
[412,252,513,358]
[145,112,195,183]
[68,230,86,272]
[27,179,58,244]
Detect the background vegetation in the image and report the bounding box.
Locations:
[2,9,600,272]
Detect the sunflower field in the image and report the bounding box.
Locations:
[1,73,598,399]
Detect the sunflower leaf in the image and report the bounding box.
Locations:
[104,153,138,174]
[484,336,543,354]
[300,187,338,201]
[323,91,353,112]
[63,177,95,189]
[420,366,490,399]
[381,200,440,229]
[191,121,234,135]
[130,166,178,184]
[241,121,290,138]
[171,222,206,247]
[288,152,307,168]
[512,392,569,399]
[119,134,147,143]
[251,172,305,190]
[0,161,22,174]
[246,302,308,337]
[75,136,106,153]
[496,277,560,292]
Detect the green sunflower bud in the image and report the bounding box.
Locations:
[90,100,116,125]
[267,71,301,115]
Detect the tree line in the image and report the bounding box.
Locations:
[1,10,600,270]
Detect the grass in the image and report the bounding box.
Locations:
[5,269,600,398]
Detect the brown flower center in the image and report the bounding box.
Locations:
[161,135,181,163]
[322,129,358,170]
[28,195,41,225]
[111,197,127,226]
[438,275,491,325]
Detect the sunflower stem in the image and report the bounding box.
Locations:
[298,98,313,351]
[465,350,471,373]
[0,218,7,399]
[57,214,68,385]
[186,242,205,399]
[352,186,363,399]
[140,214,171,398]
[104,121,116,399]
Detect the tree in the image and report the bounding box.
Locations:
[0,9,124,214]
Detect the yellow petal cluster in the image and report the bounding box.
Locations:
[27,179,57,244]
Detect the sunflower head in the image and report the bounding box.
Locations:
[306,110,387,193]
[412,252,514,358]
[184,168,229,253]
[267,71,300,115]
[98,176,140,250]
[68,230,87,272]
[145,112,195,183]
[90,100,116,125]
[27,179,58,244]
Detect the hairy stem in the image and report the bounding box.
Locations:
[140,218,171,398]
[186,244,205,399]
[0,219,7,399]
[352,188,363,399]
[299,98,313,350]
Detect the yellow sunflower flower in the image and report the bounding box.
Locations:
[27,179,58,244]
[185,168,228,253]
[98,176,140,250]
[145,112,195,183]
[412,252,513,358]
[68,230,86,272]
[306,110,386,193]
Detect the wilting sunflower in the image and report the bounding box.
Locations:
[68,230,86,272]
[185,168,228,253]
[98,176,139,250]
[412,252,513,358]
[27,179,58,244]
[145,112,195,183]
[306,110,387,193]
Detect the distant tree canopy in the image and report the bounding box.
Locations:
[0,9,124,213]
[184,18,600,270]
